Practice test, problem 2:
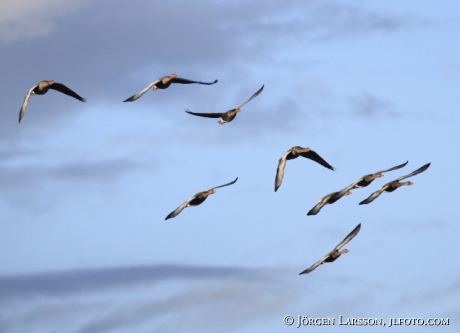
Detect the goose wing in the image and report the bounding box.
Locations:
[300,150,334,170]
[396,163,430,181]
[358,186,387,205]
[172,78,218,85]
[18,85,37,123]
[307,199,328,216]
[165,195,196,220]
[274,150,291,192]
[299,253,331,275]
[185,109,225,119]
[235,85,264,109]
[334,223,361,250]
[205,177,238,191]
[374,161,408,174]
[123,80,160,102]
[336,181,359,198]
[49,83,86,102]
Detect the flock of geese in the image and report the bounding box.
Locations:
[18,74,431,275]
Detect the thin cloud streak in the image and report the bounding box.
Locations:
[0,264,252,300]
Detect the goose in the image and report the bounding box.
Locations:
[275,147,334,192]
[185,85,264,124]
[339,161,408,194]
[165,177,238,220]
[123,73,217,102]
[19,80,86,123]
[359,163,430,205]
[299,224,361,275]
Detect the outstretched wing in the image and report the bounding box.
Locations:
[334,223,361,250]
[235,85,264,109]
[300,150,334,170]
[307,200,327,216]
[374,161,408,174]
[359,186,387,205]
[299,253,330,275]
[336,181,359,198]
[123,80,160,102]
[165,195,196,220]
[185,109,225,119]
[274,150,291,192]
[396,163,430,181]
[172,78,218,85]
[206,177,238,191]
[18,85,37,123]
[49,83,86,102]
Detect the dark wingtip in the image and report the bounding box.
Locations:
[81,98,87,103]
[123,96,134,102]
[213,79,218,84]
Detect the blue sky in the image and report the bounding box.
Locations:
[1,0,459,332]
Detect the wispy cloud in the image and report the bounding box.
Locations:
[348,91,401,118]
[0,0,88,42]
[0,264,251,300]
[0,264,301,333]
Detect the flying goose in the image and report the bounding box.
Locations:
[275,147,334,192]
[123,73,218,102]
[165,177,238,220]
[300,224,361,275]
[340,161,408,192]
[359,163,430,205]
[19,80,86,123]
[185,85,264,124]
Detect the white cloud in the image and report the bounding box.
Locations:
[0,0,88,42]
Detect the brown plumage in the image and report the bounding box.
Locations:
[299,224,361,275]
[340,161,408,192]
[185,85,264,124]
[165,177,238,220]
[123,73,218,102]
[359,163,430,205]
[19,80,86,123]
[275,146,334,192]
